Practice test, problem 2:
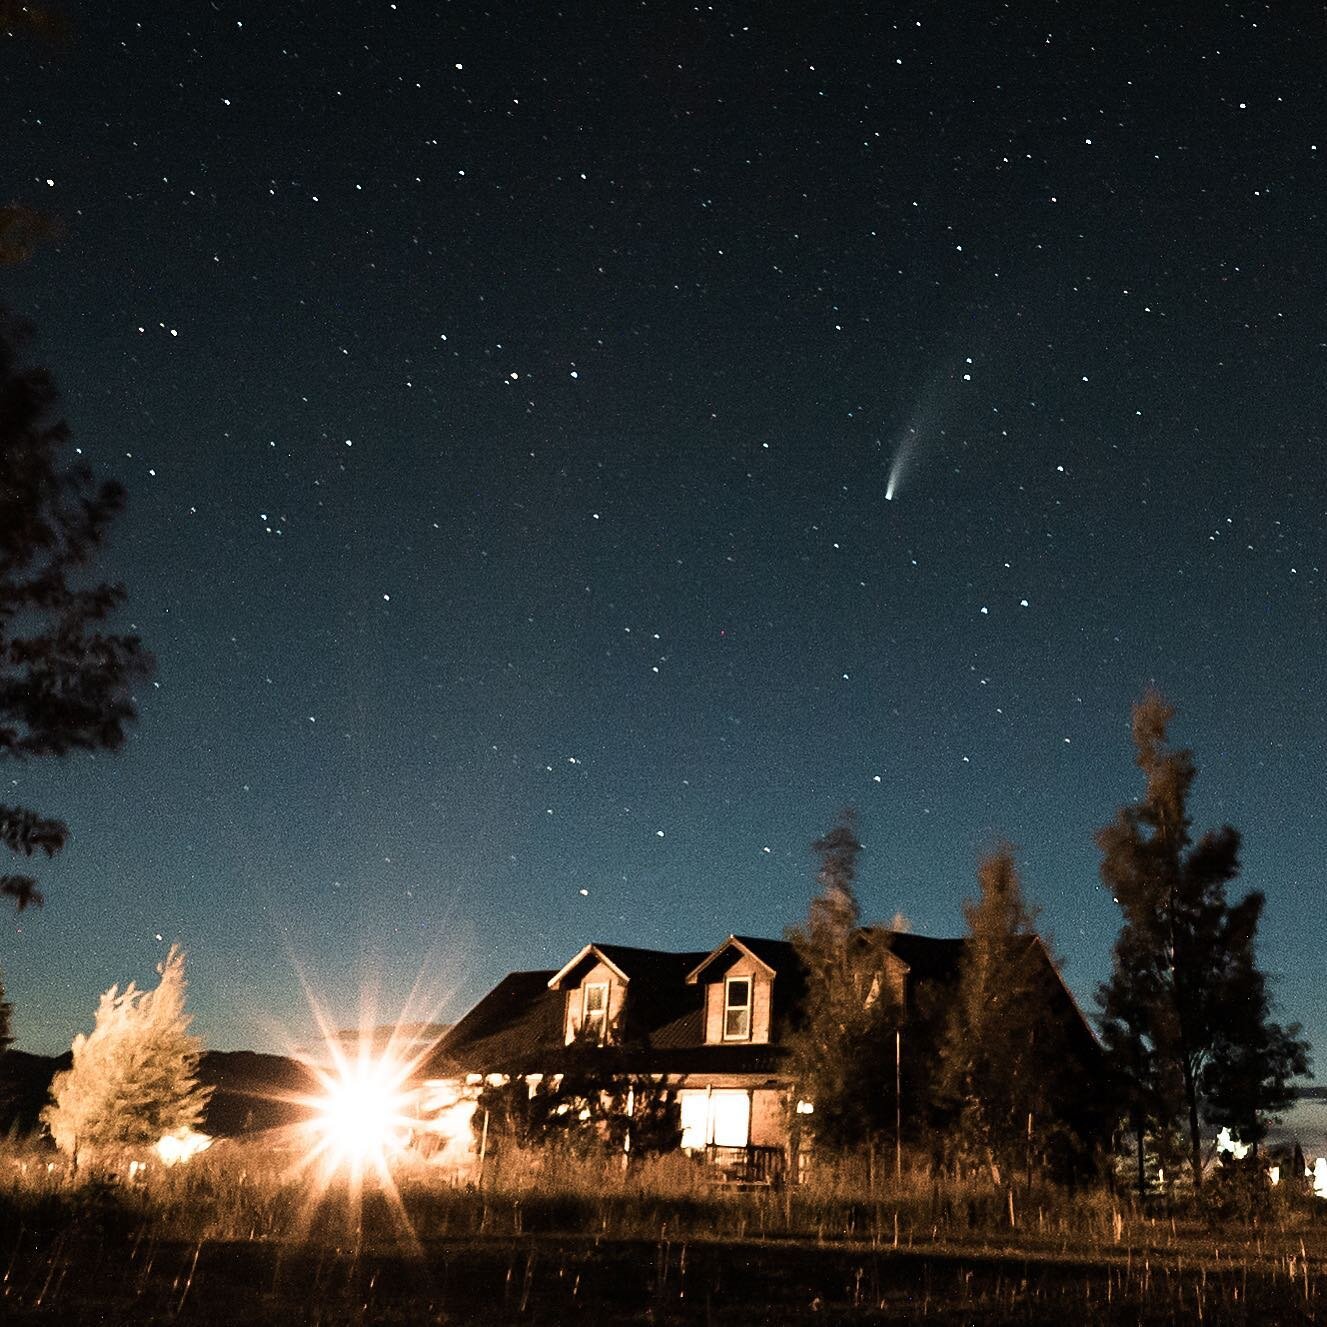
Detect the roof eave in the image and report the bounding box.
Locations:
[685,934,778,985]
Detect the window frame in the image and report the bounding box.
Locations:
[722,973,753,1041]
[581,981,609,1041]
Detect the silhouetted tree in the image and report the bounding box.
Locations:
[0,969,11,1054]
[786,809,901,1153]
[42,946,211,1168]
[1096,690,1308,1189]
[1201,958,1309,1156]
[1,309,151,908]
[473,1041,680,1161]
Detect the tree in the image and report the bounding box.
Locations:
[1,308,152,908]
[1096,690,1309,1189]
[935,844,1070,1183]
[41,946,211,1167]
[0,968,11,1053]
[1200,957,1309,1156]
[786,809,901,1153]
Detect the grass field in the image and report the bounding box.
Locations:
[5,1142,1327,1323]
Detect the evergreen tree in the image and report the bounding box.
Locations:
[1096,690,1308,1189]
[1,308,152,908]
[41,946,211,1167]
[0,968,11,1054]
[786,809,901,1153]
[936,844,1068,1182]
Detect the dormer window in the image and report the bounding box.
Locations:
[723,975,752,1040]
[582,982,608,1041]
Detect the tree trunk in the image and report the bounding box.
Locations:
[1183,1064,1202,1191]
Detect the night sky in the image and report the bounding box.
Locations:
[4,2,1324,1064]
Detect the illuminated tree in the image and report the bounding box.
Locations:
[785,809,901,1153]
[1,308,152,908]
[1097,690,1309,1189]
[41,946,211,1167]
[934,844,1079,1182]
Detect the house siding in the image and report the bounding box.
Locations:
[703,953,772,1044]
[750,1086,788,1149]
[563,960,626,1043]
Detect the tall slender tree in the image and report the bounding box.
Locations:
[1,309,151,908]
[786,809,900,1153]
[1097,690,1308,1189]
[936,844,1070,1182]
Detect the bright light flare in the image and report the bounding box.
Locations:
[304,1048,417,1183]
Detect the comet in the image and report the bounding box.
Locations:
[885,426,919,501]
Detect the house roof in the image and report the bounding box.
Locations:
[428,970,563,1075]
[426,928,1096,1080]
[548,942,710,990]
[686,934,796,984]
[869,930,967,982]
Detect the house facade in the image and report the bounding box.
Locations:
[420,928,1101,1172]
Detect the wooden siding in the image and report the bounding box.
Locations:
[749,1086,788,1148]
[702,951,772,1044]
[563,959,626,1043]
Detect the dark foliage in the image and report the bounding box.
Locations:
[1097,690,1310,1189]
[0,309,152,907]
[786,809,905,1153]
[473,1037,682,1161]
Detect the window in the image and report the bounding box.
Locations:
[678,1089,751,1149]
[581,982,608,1041]
[723,975,752,1040]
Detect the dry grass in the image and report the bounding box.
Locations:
[4,1137,1327,1322]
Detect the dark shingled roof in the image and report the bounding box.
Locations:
[428,970,563,1075]
[426,930,1093,1079]
[873,930,967,982]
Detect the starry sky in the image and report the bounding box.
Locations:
[3,2,1324,1064]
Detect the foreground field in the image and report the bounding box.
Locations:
[4,1147,1327,1323]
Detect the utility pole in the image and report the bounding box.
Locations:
[895,1028,902,1181]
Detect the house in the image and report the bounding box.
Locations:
[419,929,1101,1175]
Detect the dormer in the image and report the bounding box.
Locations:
[547,944,631,1044]
[685,936,779,1045]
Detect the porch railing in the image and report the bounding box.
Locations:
[702,1143,785,1186]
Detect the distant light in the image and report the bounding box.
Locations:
[157,1129,212,1166]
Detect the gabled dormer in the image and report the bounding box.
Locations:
[685,935,782,1045]
[547,943,631,1044]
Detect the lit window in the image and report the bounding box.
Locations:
[723,975,752,1040]
[581,982,608,1040]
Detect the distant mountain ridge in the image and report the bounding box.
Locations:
[1,1048,318,1138]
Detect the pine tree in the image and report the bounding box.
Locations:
[936,844,1066,1182]
[786,809,901,1153]
[1,308,152,908]
[1096,690,1308,1189]
[41,946,212,1167]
